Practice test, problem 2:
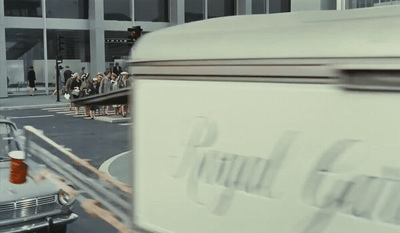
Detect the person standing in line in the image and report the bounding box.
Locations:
[110,73,121,115]
[95,72,104,115]
[63,66,72,85]
[65,74,74,110]
[118,71,131,117]
[99,70,112,115]
[80,67,86,76]
[27,66,36,96]
[80,73,91,117]
[113,62,122,76]
[87,76,100,119]
[69,73,82,115]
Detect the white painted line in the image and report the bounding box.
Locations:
[99,151,131,177]
[44,108,66,111]
[9,115,55,119]
[119,123,132,126]
[56,111,72,114]
[73,115,86,118]
[46,109,65,112]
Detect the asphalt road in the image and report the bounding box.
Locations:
[0,107,132,233]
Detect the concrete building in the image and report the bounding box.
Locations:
[1,0,399,97]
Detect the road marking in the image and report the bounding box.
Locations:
[119,123,132,126]
[45,109,70,112]
[44,107,66,110]
[9,115,55,119]
[99,151,131,177]
[73,115,86,118]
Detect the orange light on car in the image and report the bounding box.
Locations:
[9,151,28,184]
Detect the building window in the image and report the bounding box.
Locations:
[208,0,235,19]
[104,31,132,62]
[321,0,337,9]
[104,0,131,21]
[46,30,90,84]
[5,29,43,85]
[185,0,235,22]
[135,0,169,22]
[46,0,89,19]
[47,30,90,62]
[269,0,290,13]
[4,0,42,17]
[252,0,266,14]
[252,0,290,14]
[185,0,204,23]
[345,0,399,9]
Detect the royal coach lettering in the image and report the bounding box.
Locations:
[168,116,400,231]
[170,117,217,179]
[170,117,298,215]
[300,140,400,232]
[302,139,360,208]
[186,133,298,215]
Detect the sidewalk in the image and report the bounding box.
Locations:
[0,87,131,124]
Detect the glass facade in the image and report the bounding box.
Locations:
[185,0,235,22]
[105,31,132,62]
[252,0,266,14]
[321,0,337,10]
[46,0,89,19]
[252,0,290,14]
[104,0,131,21]
[345,0,400,8]
[185,0,204,22]
[208,0,235,19]
[47,30,90,62]
[4,0,42,17]
[270,0,290,13]
[135,0,169,22]
[5,29,43,85]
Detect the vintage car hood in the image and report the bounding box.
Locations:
[0,161,59,203]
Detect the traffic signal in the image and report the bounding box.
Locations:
[127,26,142,41]
[57,34,65,54]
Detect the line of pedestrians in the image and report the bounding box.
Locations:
[60,70,133,119]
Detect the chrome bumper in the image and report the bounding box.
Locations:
[0,213,78,233]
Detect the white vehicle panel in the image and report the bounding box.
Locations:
[132,79,400,233]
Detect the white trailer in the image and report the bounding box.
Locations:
[127,5,400,233]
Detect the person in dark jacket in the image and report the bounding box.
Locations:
[112,63,122,76]
[27,66,36,96]
[63,66,72,85]
[69,73,82,115]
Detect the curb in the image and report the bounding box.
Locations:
[0,103,69,111]
[95,116,131,124]
[99,151,131,178]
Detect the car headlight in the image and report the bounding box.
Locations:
[58,189,76,206]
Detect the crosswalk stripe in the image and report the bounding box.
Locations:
[119,123,132,126]
[42,107,131,124]
[10,115,55,119]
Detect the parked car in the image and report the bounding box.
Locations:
[0,117,78,233]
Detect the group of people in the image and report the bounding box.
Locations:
[63,67,133,119]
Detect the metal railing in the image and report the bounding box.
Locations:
[18,126,133,233]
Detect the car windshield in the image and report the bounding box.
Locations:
[0,122,20,162]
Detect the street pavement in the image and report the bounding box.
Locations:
[0,87,132,185]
